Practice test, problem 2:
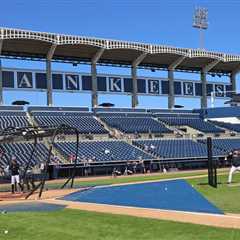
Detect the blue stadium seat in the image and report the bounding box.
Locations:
[31,111,108,134]
[198,138,240,153]
[159,117,224,133]
[100,114,173,134]
[0,111,30,130]
[133,139,224,159]
[0,142,50,167]
[54,140,154,162]
[211,121,240,133]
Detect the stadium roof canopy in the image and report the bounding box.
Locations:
[1,27,240,75]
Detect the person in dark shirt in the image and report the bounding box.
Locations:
[9,157,22,194]
[24,167,36,191]
[227,149,240,184]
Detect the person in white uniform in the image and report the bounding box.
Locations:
[8,157,22,193]
[227,149,240,184]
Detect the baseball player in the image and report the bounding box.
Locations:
[8,157,23,193]
[227,149,240,184]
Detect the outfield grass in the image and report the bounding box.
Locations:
[0,209,240,240]
[188,173,240,214]
[1,170,240,239]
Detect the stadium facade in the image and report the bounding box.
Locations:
[0,27,240,109]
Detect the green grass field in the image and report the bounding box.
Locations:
[1,170,240,239]
[188,174,240,214]
[1,209,240,240]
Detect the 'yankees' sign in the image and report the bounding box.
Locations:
[2,68,230,98]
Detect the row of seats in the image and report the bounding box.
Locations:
[211,121,240,133]
[0,111,30,130]
[159,117,225,133]
[133,139,224,159]
[54,140,153,162]
[31,111,93,117]
[0,142,50,167]
[198,138,240,153]
[154,113,200,118]
[0,111,27,116]
[101,117,173,134]
[97,112,152,118]
[33,115,108,134]
[0,109,227,135]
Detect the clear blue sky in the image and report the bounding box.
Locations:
[1,0,240,109]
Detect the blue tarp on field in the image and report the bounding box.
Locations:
[63,179,223,215]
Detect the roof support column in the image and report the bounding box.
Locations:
[46,59,52,106]
[91,63,98,108]
[91,48,104,108]
[0,40,3,105]
[201,59,220,109]
[230,69,240,106]
[230,71,238,94]
[131,65,138,108]
[46,44,57,106]
[131,53,147,108]
[168,56,186,109]
[200,70,207,108]
[168,69,174,109]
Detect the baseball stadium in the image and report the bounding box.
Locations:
[1,1,240,239]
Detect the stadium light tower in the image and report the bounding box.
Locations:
[193,6,208,49]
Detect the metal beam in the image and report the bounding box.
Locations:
[201,71,207,108]
[91,48,105,108]
[167,56,186,109]
[47,44,57,60]
[201,60,220,108]
[91,63,98,108]
[0,40,3,54]
[131,53,147,108]
[168,70,174,109]
[230,71,239,107]
[202,59,220,73]
[0,40,3,105]
[46,44,57,106]
[0,58,3,105]
[230,65,240,96]
[131,65,138,108]
[46,60,52,106]
[132,53,147,67]
[168,56,186,71]
[230,72,237,94]
[92,48,105,64]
